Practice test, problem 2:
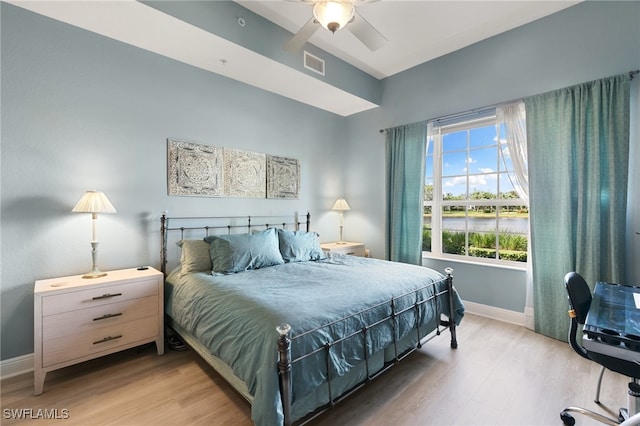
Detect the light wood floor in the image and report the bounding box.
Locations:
[1,314,631,425]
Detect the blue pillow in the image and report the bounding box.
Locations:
[277,229,326,263]
[204,228,284,273]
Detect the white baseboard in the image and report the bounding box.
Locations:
[0,302,526,381]
[1,353,33,380]
[524,306,535,330]
[462,300,526,327]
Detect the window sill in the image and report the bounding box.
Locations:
[421,253,528,272]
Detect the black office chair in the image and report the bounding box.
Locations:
[560,272,640,426]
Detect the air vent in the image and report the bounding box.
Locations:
[304,51,325,76]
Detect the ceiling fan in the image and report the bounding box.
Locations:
[284,0,387,52]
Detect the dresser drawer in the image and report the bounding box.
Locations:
[42,295,158,340]
[41,278,158,316]
[42,316,158,367]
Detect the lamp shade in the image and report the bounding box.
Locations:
[72,190,117,214]
[332,198,351,211]
[313,1,355,33]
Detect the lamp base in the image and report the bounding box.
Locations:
[82,271,107,279]
[84,241,107,278]
[336,241,348,245]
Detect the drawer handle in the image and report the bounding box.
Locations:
[92,293,122,300]
[346,252,355,255]
[93,313,122,321]
[93,335,122,345]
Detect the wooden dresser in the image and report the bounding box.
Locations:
[33,267,164,395]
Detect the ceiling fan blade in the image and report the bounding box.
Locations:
[348,11,387,51]
[284,17,320,52]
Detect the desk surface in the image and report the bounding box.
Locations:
[584,282,640,352]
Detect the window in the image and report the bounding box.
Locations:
[423,115,528,264]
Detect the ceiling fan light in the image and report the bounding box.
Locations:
[313,1,355,33]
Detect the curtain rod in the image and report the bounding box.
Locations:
[379,69,640,134]
[378,101,510,134]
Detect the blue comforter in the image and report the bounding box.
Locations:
[165,254,464,425]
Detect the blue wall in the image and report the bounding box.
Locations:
[0,3,347,360]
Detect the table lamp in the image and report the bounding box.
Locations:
[332,198,351,244]
[72,190,117,278]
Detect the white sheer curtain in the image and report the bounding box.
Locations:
[497,101,534,330]
[498,102,528,202]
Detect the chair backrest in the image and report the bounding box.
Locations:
[564,271,592,360]
[564,272,592,325]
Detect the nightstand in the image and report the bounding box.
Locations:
[33,267,164,395]
[321,241,366,257]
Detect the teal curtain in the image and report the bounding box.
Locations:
[525,74,630,341]
[385,122,427,264]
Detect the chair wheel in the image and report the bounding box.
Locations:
[560,412,576,426]
[618,408,628,423]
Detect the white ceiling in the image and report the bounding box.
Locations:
[8,0,579,116]
[238,0,580,79]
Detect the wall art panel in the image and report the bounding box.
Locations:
[223,148,266,198]
[167,139,223,197]
[267,155,300,199]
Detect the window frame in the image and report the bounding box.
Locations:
[424,115,529,267]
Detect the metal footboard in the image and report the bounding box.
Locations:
[277,268,458,426]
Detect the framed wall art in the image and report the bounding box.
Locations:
[167,139,223,197]
[167,139,299,199]
[223,148,266,198]
[267,155,300,199]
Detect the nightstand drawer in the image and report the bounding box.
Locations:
[41,278,158,316]
[42,295,158,340]
[42,316,158,367]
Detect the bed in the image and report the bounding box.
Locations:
[161,213,464,426]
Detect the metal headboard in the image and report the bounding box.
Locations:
[160,212,311,275]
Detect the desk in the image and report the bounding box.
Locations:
[583,282,640,366]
